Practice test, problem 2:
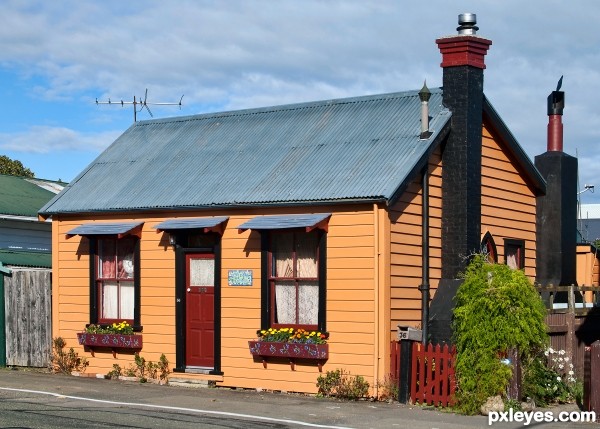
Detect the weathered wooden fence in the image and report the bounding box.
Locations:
[410,342,456,407]
[4,268,52,367]
[536,284,600,378]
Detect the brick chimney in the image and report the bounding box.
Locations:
[428,14,492,345]
[535,81,577,286]
[437,13,492,279]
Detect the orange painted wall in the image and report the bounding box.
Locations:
[389,148,443,337]
[576,244,600,286]
[51,204,384,394]
[481,121,538,279]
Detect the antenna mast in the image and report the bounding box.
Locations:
[95,89,184,122]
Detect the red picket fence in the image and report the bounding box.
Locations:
[410,342,457,407]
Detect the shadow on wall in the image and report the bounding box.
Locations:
[576,306,600,346]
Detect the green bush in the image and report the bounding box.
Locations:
[316,369,370,400]
[452,255,548,414]
[120,353,170,383]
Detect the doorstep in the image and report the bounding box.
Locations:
[168,372,224,388]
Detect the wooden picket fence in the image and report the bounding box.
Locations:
[410,342,457,407]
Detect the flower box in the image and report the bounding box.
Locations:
[77,333,143,350]
[248,341,328,371]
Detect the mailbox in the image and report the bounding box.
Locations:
[397,325,422,342]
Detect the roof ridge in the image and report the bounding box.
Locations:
[135,88,444,126]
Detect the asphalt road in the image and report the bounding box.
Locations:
[0,368,595,429]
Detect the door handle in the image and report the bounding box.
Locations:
[187,288,191,292]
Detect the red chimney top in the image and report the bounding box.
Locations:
[436,13,492,69]
[547,81,565,152]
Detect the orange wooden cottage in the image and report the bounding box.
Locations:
[39,15,546,395]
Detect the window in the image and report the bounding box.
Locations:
[481,232,498,264]
[504,239,525,270]
[93,237,139,324]
[265,229,325,330]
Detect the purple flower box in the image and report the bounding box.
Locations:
[77,333,143,350]
[248,341,328,362]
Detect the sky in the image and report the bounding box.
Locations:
[1,1,600,203]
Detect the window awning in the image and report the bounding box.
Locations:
[65,222,144,239]
[237,213,331,233]
[153,216,229,235]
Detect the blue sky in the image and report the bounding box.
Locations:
[2,1,600,203]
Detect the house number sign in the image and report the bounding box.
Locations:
[228,269,253,286]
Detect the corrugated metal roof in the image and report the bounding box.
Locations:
[154,216,229,231]
[40,89,451,215]
[0,175,61,217]
[65,221,144,238]
[0,249,51,268]
[238,213,331,232]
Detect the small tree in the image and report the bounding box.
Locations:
[0,155,34,177]
[452,255,547,414]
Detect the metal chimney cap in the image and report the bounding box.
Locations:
[457,13,478,35]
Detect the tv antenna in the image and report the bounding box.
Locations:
[95,89,184,122]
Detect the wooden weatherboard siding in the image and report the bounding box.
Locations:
[481,122,537,279]
[576,244,600,287]
[389,148,443,337]
[52,205,379,394]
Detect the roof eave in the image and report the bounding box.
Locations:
[37,197,389,217]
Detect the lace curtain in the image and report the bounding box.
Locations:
[273,231,319,325]
[506,252,519,270]
[506,244,521,270]
[98,238,136,320]
[190,258,215,286]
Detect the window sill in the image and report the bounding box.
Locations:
[248,341,328,371]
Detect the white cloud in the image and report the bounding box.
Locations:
[0,126,119,153]
[1,0,600,198]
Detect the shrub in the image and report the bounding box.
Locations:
[376,373,399,401]
[106,364,122,380]
[122,353,170,383]
[316,369,370,400]
[523,347,579,406]
[452,255,548,414]
[50,337,89,374]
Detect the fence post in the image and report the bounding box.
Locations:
[397,326,422,404]
[0,274,5,367]
[506,348,521,401]
[584,341,600,421]
[398,338,414,403]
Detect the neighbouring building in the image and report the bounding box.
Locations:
[577,204,600,287]
[0,174,64,367]
[39,14,547,394]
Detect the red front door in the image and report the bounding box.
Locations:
[185,253,215,368]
